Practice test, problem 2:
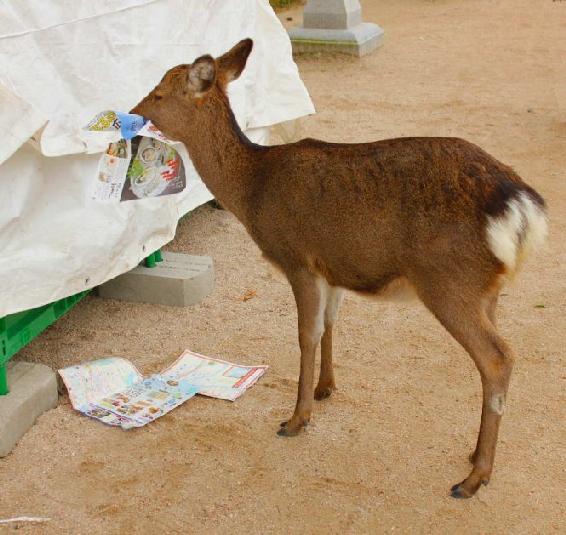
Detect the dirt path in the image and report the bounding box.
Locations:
[1,1,565,533]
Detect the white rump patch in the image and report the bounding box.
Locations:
[486,192,548,274]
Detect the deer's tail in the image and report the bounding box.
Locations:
[486,189,548,277]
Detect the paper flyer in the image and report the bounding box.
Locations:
[59,351,268,429]
[83,111,186,202]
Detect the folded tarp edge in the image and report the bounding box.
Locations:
[0,83,47,166]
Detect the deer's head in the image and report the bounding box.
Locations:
[131,38,253,141]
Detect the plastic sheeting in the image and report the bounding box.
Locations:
[0,0,315,316]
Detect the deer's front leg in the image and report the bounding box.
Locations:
[278,271,326,437]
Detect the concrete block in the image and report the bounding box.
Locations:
[289,23,384,57]
[303,0,362,30]
[97,251,214,307]
[0,361,58,457]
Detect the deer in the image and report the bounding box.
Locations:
[131,39,548,499]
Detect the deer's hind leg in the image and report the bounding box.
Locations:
[486,293,499,327]
[315,286,344,400]
[415,280,514,499]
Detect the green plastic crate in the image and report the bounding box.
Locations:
[144,249,163,268]
[0,290,90,395]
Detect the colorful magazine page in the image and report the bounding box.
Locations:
[93,376,199,429]
[59,357,143,427]
[59,351,268,428]
[161,350,268,401]
[83,110,186,202]
[59,357,142,412]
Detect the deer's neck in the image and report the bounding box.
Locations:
[179,94,262,224]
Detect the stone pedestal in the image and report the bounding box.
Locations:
[98,251,214,307]
[288,0,384,57]
[0,361,58,457]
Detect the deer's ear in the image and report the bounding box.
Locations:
[187,55,216,96]
[218,38,253,84]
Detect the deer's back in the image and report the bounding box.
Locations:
[248,136,542,292]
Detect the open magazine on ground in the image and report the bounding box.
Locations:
[59,350,268,429]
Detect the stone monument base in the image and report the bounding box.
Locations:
[289,22,384,57]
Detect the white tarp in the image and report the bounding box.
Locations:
[0,0,314,316]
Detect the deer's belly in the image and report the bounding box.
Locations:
[356,276,417,302]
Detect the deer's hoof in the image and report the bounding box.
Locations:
[277,418,308,437]
[450,476,488,499]
[314,384,335,400]
[450,482,474,499]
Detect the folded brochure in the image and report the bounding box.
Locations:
[82,110,187,202]
[59,350,268,429]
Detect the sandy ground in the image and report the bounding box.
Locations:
[2,1,565,533]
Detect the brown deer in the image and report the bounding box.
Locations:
[131,39,548,498]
